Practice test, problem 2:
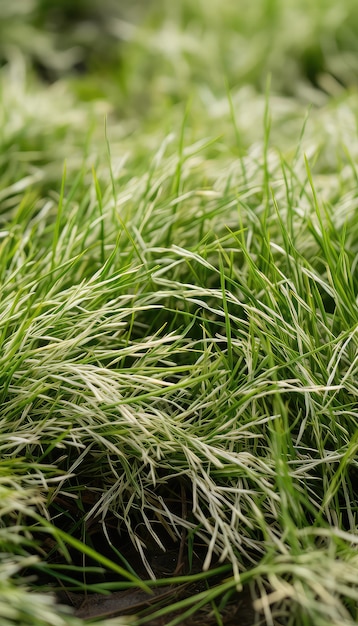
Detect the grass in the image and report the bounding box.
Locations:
[0,1,358,625]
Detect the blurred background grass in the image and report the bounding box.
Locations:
[1,0,358,112]
[2,0,358,232]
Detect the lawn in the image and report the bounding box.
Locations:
[0,1,357,625]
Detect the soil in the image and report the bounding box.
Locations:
[39,479,265,624]
[57,580,257,625]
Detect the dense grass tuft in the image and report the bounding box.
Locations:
[0,1,357,625]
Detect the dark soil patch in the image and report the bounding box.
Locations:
[32,479,262,625]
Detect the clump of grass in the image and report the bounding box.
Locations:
[1,86,357,624]
[1,1,358,625]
